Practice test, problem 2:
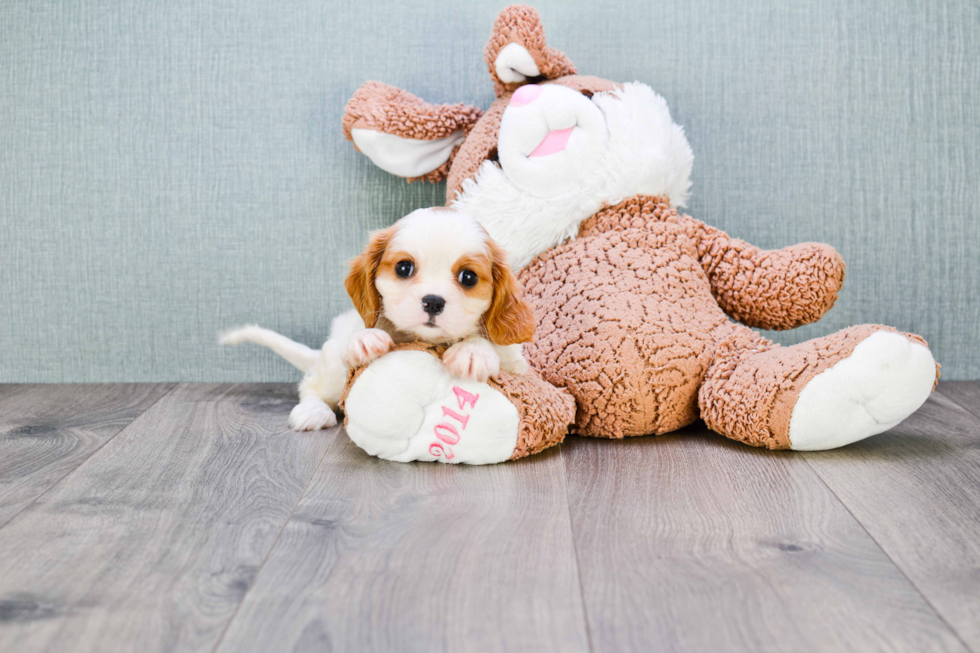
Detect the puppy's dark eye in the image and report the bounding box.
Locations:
[395,260,414,278]
[457,269,478,288]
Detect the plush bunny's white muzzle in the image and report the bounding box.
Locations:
[497,84,609,198]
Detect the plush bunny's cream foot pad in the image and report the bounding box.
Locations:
[788,331,937,451]
[340,343,575,464]
[342,350,520,464]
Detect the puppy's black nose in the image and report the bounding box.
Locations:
[421,294,445,316]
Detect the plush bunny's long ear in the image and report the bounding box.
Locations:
[484,5,576,97]
[342,82,482,183]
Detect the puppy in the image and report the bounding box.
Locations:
[221,207,535,431]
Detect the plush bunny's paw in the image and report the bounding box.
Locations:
[443,340,500,382]
[288,399,338,431]
[343,351,519,464]
[342,329,394,367]
[789,331,937,450]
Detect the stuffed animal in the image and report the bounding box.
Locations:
[338,5,939,463]
[340,341,574,463]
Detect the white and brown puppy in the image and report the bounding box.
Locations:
[221,207,534,431]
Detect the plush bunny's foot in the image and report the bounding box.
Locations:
[787,331,936,450]
[700,324,939,450]
[342,350,521,464]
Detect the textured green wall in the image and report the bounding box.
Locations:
[2,0,978,381]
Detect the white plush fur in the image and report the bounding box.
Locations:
[494,43,540,83]
[452,82,694,269]
[789,331,937,450]
[496,84,610,198]
[221,209,528,431]
[351,128,465,178]
[344,350,519,464]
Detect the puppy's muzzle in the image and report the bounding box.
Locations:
[421,294,446,317]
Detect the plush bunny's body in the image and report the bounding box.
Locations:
[339,5,938,463]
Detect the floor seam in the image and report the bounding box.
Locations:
[560,442,595,653]
[0,382,179,533]
[210,425,337,653]
[799,452,972,653]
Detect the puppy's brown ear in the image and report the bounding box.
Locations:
[345,227,395,328]
[484,240,535,346]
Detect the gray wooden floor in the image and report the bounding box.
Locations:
[1,382,978,653]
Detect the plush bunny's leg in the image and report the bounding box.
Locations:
[339,343,574,464]
[699,324,938,450]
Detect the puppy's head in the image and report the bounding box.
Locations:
[345,208,534,345]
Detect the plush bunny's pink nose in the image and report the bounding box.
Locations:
[509,84,542,107]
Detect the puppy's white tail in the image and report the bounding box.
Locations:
[220,325,319,372]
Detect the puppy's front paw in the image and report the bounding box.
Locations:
[343,329,394,367]
[501,357,529,376]
[443,341,500,383]
[289,400,338,431]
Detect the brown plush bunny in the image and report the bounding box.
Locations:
[339,5,938,463]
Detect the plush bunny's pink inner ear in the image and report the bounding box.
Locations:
[342,81,482,182]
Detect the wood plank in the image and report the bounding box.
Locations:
[801,382,980,650]
[0,383,332,653]
[0,384,174,528]
[563,425,964,653]
[215,440,590,653]
[935,380,980,420]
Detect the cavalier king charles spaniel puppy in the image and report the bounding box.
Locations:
[221,207,535,431]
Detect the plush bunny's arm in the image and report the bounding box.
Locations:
[681,215,846,331]
[577,196,844,330]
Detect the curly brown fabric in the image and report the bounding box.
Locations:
[577,194,681,236]
[518,194,930,444]
[341,81,483,183]
[578,195,846,331]
[688,220,845,330]
[698,324,934,449]
[483,4,577,97]
[446,97,507,202]
[492,368,576,460]
[339,341,575,460]
[520,200,731,438]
